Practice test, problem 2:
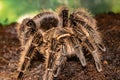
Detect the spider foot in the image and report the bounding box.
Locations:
[92,50,102,72]
[97,43,106,52]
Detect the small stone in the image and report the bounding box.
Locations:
[103,60,108,65]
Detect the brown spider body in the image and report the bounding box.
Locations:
[16,7,106,80]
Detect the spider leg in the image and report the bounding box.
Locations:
[86,24,106,51]
[57,6,69,27]
[81,23,106,52]
[67,36,87,67]
[70,9,106,52]
[69,9,105,71]
[17,18,31,46]
[82,38,102,72]
[43,39,58,80]
[17,42,36,79]
[43,39,67,80]
[17,19,37,46]
[17,32,43,79]
[53,44,67,77]
[70,20,102,72]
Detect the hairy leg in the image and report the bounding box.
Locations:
[70,9,106,52]
[17,32,43,79]
[82,38,102,72]
[17,45,36,79]
[17,18,31,46]
[57,6,69,27]
[66,36,87,67]
[43,39,67,80]
[69,9,104,72]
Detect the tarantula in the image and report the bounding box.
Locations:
[16,7,106,80]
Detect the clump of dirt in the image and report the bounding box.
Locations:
[0,13,120,80]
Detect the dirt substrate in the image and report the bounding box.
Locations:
[0,13,120,80]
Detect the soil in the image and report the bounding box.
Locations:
[0,13,120,80]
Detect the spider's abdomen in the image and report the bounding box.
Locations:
[40,17,59,31]
[33,11,61,32]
